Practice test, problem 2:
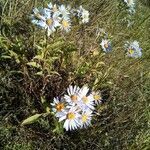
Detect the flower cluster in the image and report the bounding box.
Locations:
[124,41,142,58]
[100,39,142,58]
[98,28,142,58]
[51,85,102,131]
[31,3,89,36]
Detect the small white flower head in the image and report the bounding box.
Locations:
[79,109,93,128]
[44,3,60,15]
[58,5,70,20]
[124,0,135,7]
[64,85,80,105]
[47,2,53,10]
[40,10,61,36]
[59,106,81,131]
[31,8,46,26]
[60,18,71,32]
[124,0,135,13]
[77,6,89,24]
[78,86,95,110]
[51,97,66,118]
[100,39,112,52]
[43,3,53,14]
[125,41,142,58]
[92,91,103,105]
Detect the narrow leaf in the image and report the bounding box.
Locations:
[27,62,41,68]
[21,114,42,125]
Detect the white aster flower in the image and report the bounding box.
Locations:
[124,0,135,7]
[78,86,95,110]
[44,3,60,17]
[45,3,57,11]
[39,11,61,36]
[59,106,81,131]
[47,2,53,10]
[60,18,71,32]
[58,5,70,20]
[42,3,53,14]
[64,85,80,105]
[81,11,89,23]
[100,39,112,52]
[124,0,135,13]
[31,8,46,26]
[92,91,103,105]
[77,6,89,24]
[79,109,93,128]
[125,41,142,58]
[51,97,66,118]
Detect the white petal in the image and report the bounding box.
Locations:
[67,87,71,95]
[70,85,73,95]
[59,115,66,122]
[64,119,69,131]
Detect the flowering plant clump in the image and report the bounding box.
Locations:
[31,2,89,36]
[124,41,142,58]
[51,85,102,131]
[19,0,145,135]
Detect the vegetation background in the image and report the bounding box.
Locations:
[0,0,150,149]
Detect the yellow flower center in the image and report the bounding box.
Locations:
[62,20,69,28]
[128,49,134,54]
[56,103,64,112]
[67,112,75,120]
[82,96,89,104]
[94,95,101,101]
[46,19,53,26]
[104,43,108,48]
[82,114,88,122]
[71,95,77,102]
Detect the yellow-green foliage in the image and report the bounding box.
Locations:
[0,0,149,149]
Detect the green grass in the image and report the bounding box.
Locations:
[0,0,150,149]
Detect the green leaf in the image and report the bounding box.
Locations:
[41,96,46,104]
[27,62,41,68]
[21,114,42,125]
[49,71,60,76]
[47,41,65,49]
[36,71,43,76]
[1,55,12,59]
[96,62,105,68]
[35,44,43,50]
[33,55,44,60]
[9,50,20,63]
[46,107,50,113]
